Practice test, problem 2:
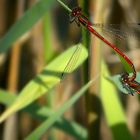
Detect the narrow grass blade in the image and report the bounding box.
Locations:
[0,0,55,52]
[0,44,88,123]
[0,90,87,140]
[117,53,134,74]
[101,60,132,140]
[43,12,55,62]
[26,79,97,140]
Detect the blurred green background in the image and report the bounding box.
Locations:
[0,0,140,140]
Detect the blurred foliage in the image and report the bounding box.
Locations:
[0,0,140,140]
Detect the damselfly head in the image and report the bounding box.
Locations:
[71,7,81,17]
[69,7,82,24]
[120,72,140,95]
[121,72,129,82]
[120,74,134,95]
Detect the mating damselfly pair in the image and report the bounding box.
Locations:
[62,6,140,95]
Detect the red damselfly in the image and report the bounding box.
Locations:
[120,73,140,95]
[70,7,140,95]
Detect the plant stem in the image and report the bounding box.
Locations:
[56,0,72,13]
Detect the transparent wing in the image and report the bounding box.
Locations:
[92,23,140,40]
[61,44,82,79]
